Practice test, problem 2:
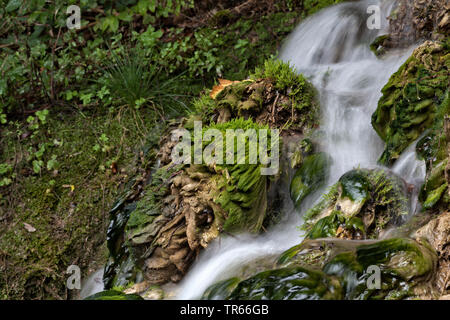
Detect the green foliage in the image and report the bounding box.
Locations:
[104,47,188,115]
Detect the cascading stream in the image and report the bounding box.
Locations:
[175,0,426,299]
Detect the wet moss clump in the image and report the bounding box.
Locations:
[371,40,449,166]
[302,168,409,240]
[290,152,330,208]
[226,266,343,300]
[84,290,143,300]
[202,277,241,300]
[205,119,276,233]
[195,59,320,132]
[416,114,450,210]
[256,237,437,300]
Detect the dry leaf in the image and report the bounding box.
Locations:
[23,222,36,233]
[210,79,241,99]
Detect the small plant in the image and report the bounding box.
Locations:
[104,47,189,116]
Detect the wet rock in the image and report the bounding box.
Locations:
[303,168,409,240]
[289,152,330,208]
[372,40,449,166]
[382,0,449,49]
[202,277,241,300]
[414,211,450,296]
[275,237,437,300]
[226,266,343,300]
[102,60,321,290]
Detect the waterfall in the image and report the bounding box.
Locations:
[175,0,425,299]
[174,0,425,299]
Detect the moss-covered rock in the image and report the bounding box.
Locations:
[371,40,449,166]
[103,60,321,291]
[201,277,241,300]
[226,266,343,300]
[84,290,143,300]
[290,152,330,208]
[272,237,437,300]
[417,116,450,210]
[303,168,409,240]
[196,59,320,132]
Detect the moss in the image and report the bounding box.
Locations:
[356,238,436,281]
[372,41,449,166]
[339,170,370,203]
[196,60,320,131]
[276,237,436,300]
[290,152,330,208]
[0,107,160,299]
[204,119,273,233]
[370,35,390,56]
[302,168,408,240]
[226,266,343,300]
[252,59,319,113]
[84,289,143,300]
[423,183,448,209]
[202,277,241,300]
[303,0,347,16]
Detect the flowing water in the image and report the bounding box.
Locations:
[175,0,426,299]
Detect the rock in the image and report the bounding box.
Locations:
[276,237,437,300]
[225,266,343,300]
[414,211,450,296]
[303,168,409,240]
[372,40,449,166]
[289,152,329,208]
[202,277,241,300]
[102,60,321,290]
[384,0,449,48]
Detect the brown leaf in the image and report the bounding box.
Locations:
[210,79,241,99]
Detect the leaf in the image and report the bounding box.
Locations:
[210,79,242,99]
[149,0,156,12]
[136,0,148,15]
[23,222,36,233]
[5,0,22,13]
[32,160,43,173]
[118,10,133,22]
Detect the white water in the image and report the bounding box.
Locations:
[176,0,426,300]
[79,268,104,299]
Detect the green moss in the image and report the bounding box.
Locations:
[202,277,241,300]
[423,183,448,209]
[290,152,330,208]
[302,168,408,239]
[0,108,159,299]
[205,119,273,233]
[356,238,436,281]
[303,0,347,16]
[372,41,449,166]
[252,59,319,113]
[226,266,343,300]
[84,289,143,300]
[339,170,370,203]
